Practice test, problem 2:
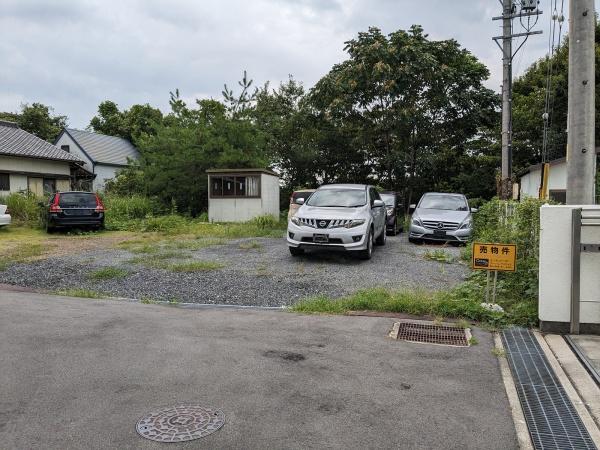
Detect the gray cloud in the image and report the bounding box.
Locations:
[0,0,588,128]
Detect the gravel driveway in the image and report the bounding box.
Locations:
[1,234,468,307]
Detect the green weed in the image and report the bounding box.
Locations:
[165,261,225,272]
[89,267,129,280]
[54,288,105,299]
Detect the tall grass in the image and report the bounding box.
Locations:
[0,192,42,225]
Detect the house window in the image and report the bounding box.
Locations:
[549,190,566,204]
[61,145,70,153]
[0,173,9,191]
[43,178,56,194]
[210,175,260,198]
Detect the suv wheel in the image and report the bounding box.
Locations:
[359,229,374,260]
[376,226,386,245]
[289,247,304,256]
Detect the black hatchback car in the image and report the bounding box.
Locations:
[44,191,105,232]
[379,191,404,235]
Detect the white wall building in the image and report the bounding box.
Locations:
[0,120,85,196]
[207,169,280,222]
[54,128,140,191]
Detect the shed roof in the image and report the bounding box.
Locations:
[0,120,82,163]
[206,168,279,177]
[61,128,140,166]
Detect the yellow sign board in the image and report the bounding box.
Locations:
[472,242,517,272]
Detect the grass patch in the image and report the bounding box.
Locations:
[0,241,47,268]
[165,238,227,250]
[89,267,129,280]
[239,240,263,250]
[165,261,225,272]
[423,249,454,264]
[54,288,105,299]
[491,347,506,358]
[291,286,534,328]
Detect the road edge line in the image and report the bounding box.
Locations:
[494,333,533,450]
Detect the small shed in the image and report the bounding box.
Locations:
[207,168,280,222]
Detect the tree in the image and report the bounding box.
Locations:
[89,101,163,144]
[306,26,498,204]
[0,103,67,142]
[512,19,600,173]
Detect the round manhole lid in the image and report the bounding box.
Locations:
[136,404,225,442]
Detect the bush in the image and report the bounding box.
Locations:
[0,192,43,226]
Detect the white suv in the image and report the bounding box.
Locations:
[286,184,386,259]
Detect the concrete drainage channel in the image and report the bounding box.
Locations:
[136,404,225,443]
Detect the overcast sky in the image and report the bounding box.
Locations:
[0,0,587,129]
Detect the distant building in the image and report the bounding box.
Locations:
[0,120,89,196]
[519,149,599,204]
[207,168,280,222]
[54,128,140,191]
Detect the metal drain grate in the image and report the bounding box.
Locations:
[501,328,597,450]
[392,321,469,347]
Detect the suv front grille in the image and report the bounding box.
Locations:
[296,218,352,229]
[421,220,459,230]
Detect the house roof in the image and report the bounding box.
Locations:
[519,147,600,177]
[206,168,279,177]
[62,128,140,166]
[0,120,82,163]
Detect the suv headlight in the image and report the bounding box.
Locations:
[290,216,301,226]
[411,215,422,226]
[459,217,473,230]
[344,219,366,228]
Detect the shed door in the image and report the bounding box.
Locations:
[28,177,43,197]
[56,179,70,192]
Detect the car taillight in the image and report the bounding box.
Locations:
[49,193,62,213]
[95,194,105,213]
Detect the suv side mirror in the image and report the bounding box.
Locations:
[409,204,416,213]
[470,207,478,213]
[296,198,305,205]
[373,199,385,208]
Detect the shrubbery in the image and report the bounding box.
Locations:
[0,192,42,226]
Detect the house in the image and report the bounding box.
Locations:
[54,128,140,191]
[207,168,280,222]
[519,149,599,203]
[0,120,89,196]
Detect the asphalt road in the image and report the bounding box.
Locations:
[0,290,518,449]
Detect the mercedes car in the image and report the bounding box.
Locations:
[286,184,387,259]
[408,192,476,244]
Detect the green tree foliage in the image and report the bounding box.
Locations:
[132,93,267,215]
[512,19,600,172]
[89,101,163,144]
[0,103,67,142]
[255,26,499,204]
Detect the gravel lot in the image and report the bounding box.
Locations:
[0,234,468,307]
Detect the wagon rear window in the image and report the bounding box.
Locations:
[59,193,97,208]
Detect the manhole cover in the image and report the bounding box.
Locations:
[390,321,470,347]
[136,404,225,442]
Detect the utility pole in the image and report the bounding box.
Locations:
[493,1,543,199]
[566,0,596,204]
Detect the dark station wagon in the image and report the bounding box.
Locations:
[43,191,106,232]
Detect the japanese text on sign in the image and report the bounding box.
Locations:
[472,242,517,272]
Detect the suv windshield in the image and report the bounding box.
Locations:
[418,194,468,211]
[58,193,97,208]
[380,194,395,207]
[306,189,366,207]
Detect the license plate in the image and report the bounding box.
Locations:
[313,233,329,243]
[433,229,447,236]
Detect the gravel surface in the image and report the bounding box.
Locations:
[0,234,468,307]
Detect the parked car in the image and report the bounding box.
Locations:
[287,184,386,259]
[43,191,105,232]
[408,192,475,245]
[0,204,11,227]
[379,191,404,235]
[288,189,316,220]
